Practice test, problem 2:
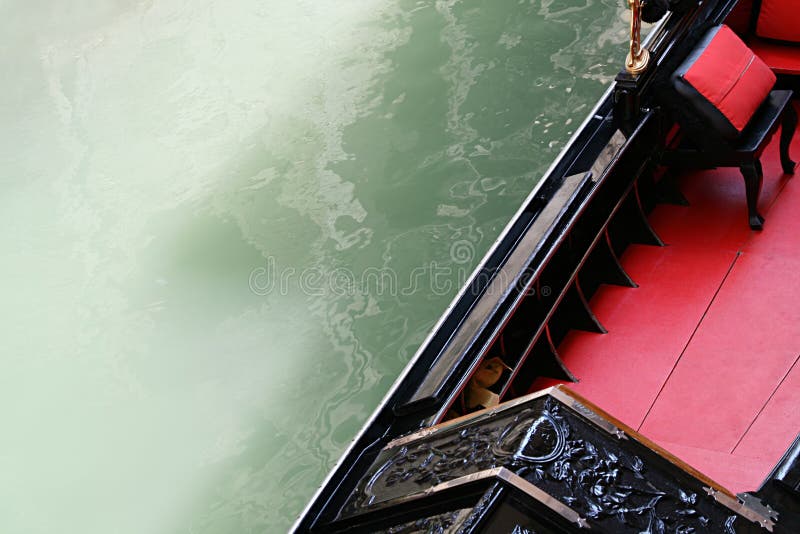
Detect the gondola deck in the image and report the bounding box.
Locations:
[532,105,800,493]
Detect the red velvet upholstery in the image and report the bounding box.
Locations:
[674,25,776,139]
[756,0,800,44]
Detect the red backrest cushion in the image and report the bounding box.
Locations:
[757,0,800,44]
[673,25,776,139]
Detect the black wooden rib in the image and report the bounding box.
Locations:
[587,229,638,288]
[634,181,665,245]
[539,324,577,382]
[501,324,576,396]
[655,169,690,206]
[561,278,607,334]
[614,185,665,247]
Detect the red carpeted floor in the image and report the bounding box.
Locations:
[531,106,800,493]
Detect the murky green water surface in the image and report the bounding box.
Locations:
[1,1,628,532]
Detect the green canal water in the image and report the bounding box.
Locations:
[1,1,629,532]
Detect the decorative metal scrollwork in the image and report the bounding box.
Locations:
[493,414,566,463]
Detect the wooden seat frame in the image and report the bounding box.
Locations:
[662,89,797,229]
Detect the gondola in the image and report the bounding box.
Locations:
[294,0,800,531]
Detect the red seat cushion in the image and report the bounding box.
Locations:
[756,0,800,44]
[673,25,776,140]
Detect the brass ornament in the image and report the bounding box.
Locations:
[626,0,650,75]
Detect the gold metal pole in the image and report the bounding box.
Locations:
[625,0,650,75]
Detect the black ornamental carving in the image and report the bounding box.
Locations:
[332,387,778,533]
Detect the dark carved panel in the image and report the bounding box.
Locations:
[374,509,472,534]
[345,404,565,513]
[337,390,773,533]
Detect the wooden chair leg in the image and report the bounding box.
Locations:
[781,104,797,175]
[655,169,690,206]
[740,159,765,230]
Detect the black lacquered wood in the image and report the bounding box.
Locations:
[331,389,775,533]
[560,278,607,334]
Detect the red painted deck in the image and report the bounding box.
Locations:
[532,106,800,493]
